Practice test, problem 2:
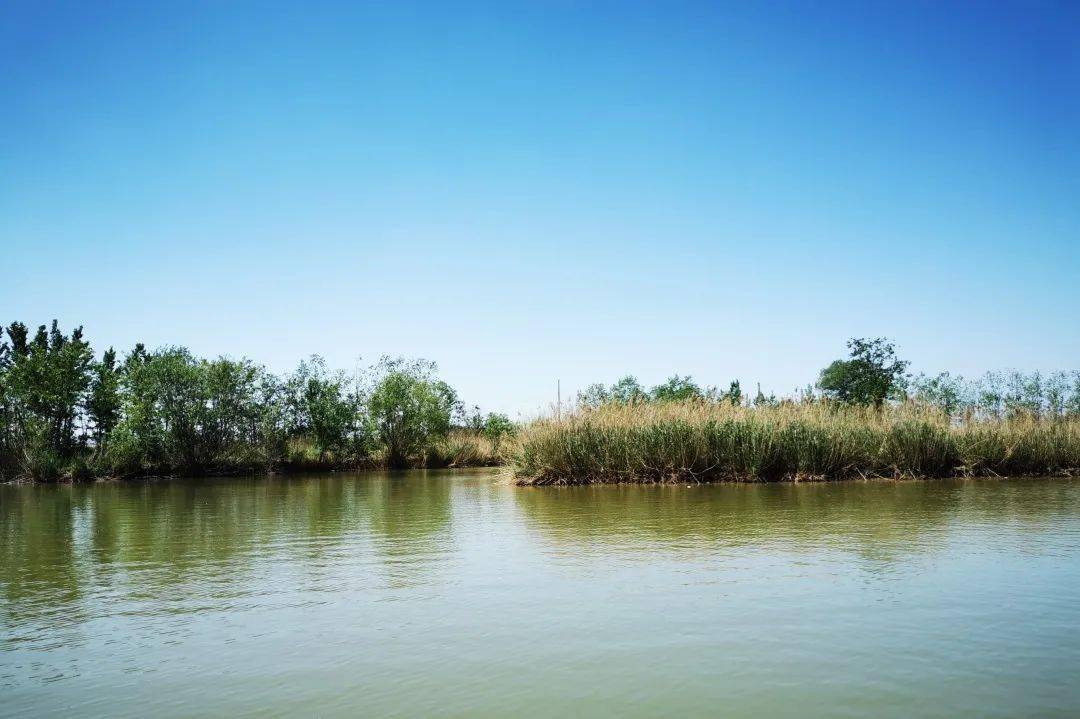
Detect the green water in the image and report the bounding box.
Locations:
[2,471,1079,718]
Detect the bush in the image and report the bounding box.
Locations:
[367,358,459,469]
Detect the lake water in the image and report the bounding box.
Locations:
[2,470,1079,718]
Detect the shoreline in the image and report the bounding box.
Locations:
[7,463,1078,489]
[514,468,1080,487]
[512,402,1080,487]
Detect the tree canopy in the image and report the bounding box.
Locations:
[817,337,909,406]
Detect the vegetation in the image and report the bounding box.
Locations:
[368,358,459,468]
[817,337,909,406]
[909,369,1080,419]
[4,323,1079,486]
[515,401,1080,485]
[578,374,743,408]
[518,338,1080,485]
[0,321,510,481]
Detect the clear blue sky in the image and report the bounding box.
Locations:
[2,1,1078,416]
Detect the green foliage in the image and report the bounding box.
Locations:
[464,405,485,432]
[753,383,778,408]
[87,348,121,446]
[0,321,487,479]
[577,382,611,409]
[0,321,93,479]
[580,374,753,410]
[481,412,516,450]
[108,348,271,474]
[457,407,516,454]
[4,319,1080,484]
[817,337,909,406]
[610,376,647,404]
[649,375,703,403]
[579,375,653,408]
[282,356,362,459]
[909,369,1080,420]
[367,358,460,468]
[911,372,965,415]
[726,380,743,406]
[0,333,14,478]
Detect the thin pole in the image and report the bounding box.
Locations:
[557,379,561,420]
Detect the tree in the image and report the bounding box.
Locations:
[0,321,94,477]
[578,375,646,409]
[753,383,779,408]
[117,347,207,470]
[609,375,646,404]
[577,382,610,409]
[367,358,458,468]
[650,375,702,403]
[0,332,13,477]
[108,348,283,473]
[282,355,360,459]
[481,412,516,451]
[464,405,485,432]
[87,347,121,447]
[817,337,909,406]
[725,380,743,406]
[202,356,265,458]
[911,371,965,415]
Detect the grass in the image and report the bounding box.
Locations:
[426,430,513,468]
[280,430,511,474]
[513,401,1080,485]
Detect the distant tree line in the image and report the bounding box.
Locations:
[0,321,514,481]
[578,375,747,408]
[577,336,1080,419]
[6,323,1078,483]
[820,338,1080,419]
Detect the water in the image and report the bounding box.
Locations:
[2,471,1079,718]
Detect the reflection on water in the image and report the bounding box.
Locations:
[2,472,1079,718]
[514,480,1080,562]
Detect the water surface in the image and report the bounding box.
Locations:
[2,471,1079,717]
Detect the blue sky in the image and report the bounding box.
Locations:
[2,1,1078,416]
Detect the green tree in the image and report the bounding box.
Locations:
[911,371,966,415]
[367,358,458,468]
[1,321,93,477]
[609,375,646,404]
[817,337,909,407]
[87,347,121,447]
[578,375,646,409]
[0,331,13,477]
[108,348,281,473]
[577,382,611,409]
[650,375,702,403]
[725,379,743,406]
[202,356,266,461]
[753,383,779,408]
[482,412,516,451]
[282,355,361,460]
[464,404,485,432]
[1067,372,1080,417]
[116,347,206,471]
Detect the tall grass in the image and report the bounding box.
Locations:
[426,430,515,468]
[514,401,1080,485]
[278,429,510,473]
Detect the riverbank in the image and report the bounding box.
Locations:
[514,402,1080,485]
[1,430,509,484]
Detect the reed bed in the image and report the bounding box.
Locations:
[276,430,512,473]
[514,402,1080,485]
[427,430,514,468]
